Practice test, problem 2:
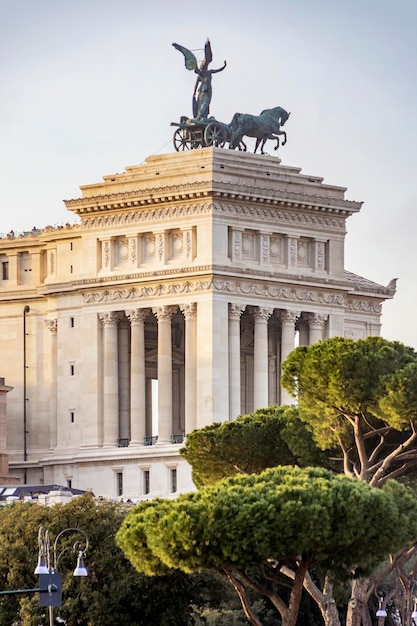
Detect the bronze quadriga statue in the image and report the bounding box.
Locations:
[171,39,290,154]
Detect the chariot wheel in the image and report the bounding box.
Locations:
[204,122,227,148]
[173,127,193,151]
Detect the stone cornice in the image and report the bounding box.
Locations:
[35,263,391,300]
[65,180,361,220]
[72,200,347,233]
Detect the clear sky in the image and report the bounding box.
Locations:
[1,0,416,346]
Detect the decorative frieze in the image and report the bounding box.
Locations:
[79,200,346,233]
[83,277,349,309]
[346,298,382,313]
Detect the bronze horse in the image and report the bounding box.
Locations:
[228,106,290,153]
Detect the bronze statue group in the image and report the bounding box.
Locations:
[172,39,290,154]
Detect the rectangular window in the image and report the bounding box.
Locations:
[170,468,177,493]
[2,262,8,280]
[69,411,75,423]
[67,479,72,489]
[70,364,75,376]
[143,470,150,495]
[117,472,123,496]
[70,242,73,251]
[70,317,75,328]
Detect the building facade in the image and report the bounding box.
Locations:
[0,148,396,499]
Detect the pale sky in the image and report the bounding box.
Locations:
[1,0,416,347]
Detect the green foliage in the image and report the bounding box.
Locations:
[0,494,229,626]
[181,405,329,487]
[379,361,417,426]
[117,466,417,578]
[194,598,276,625]
[281,336,417,449]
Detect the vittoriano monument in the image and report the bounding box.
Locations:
[172,38,290,153]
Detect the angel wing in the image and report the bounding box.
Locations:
[204,39,212,65]
[172,43,198,71]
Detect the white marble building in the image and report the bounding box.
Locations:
[0,148,396,499]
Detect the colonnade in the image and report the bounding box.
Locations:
[45,303,329,450]
[99,302,327,447]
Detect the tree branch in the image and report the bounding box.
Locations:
[370,427,417,487]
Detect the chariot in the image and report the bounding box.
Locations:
[171,116,230,151]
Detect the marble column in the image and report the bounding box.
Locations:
[279,310,300,405]
[118,318,130,442]
[0,378,13,479]
[153,305,177,443]
[228,303,245,420]
[253,306,273,410]
[126,308,149,445]
[306,313,328,344]
[44,319,58,449]
[99,312,120,447]
[180,303,197,434]
[297,317,309,347]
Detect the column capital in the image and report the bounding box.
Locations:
[98,311,120,328]
[179,302,197,320]
[278,309,300,325]
[125,308,150,324]
[253,306,273,321]
[228,303,245,320]
[306,313,328,329]
[44,318,57,334]
[153,305,177,322]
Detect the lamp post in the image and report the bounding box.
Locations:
[34,526,89,626]
[23,304,30,483]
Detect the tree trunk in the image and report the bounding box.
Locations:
[280,562,308,626]
[281,566,342,626]
[347,578,372,626]
[225,570,263,626]
[313,574,342,626]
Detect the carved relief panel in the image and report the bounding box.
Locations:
[297,237,311,268]
[142,232,157,264]
[115,237,129,268]
[270,234,284,265]
[168,229,184,261]
[241,230,257,261]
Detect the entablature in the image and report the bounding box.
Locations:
[64,181,361,221]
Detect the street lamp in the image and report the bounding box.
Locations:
[34,526,89,626]
[375,588,388,622]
